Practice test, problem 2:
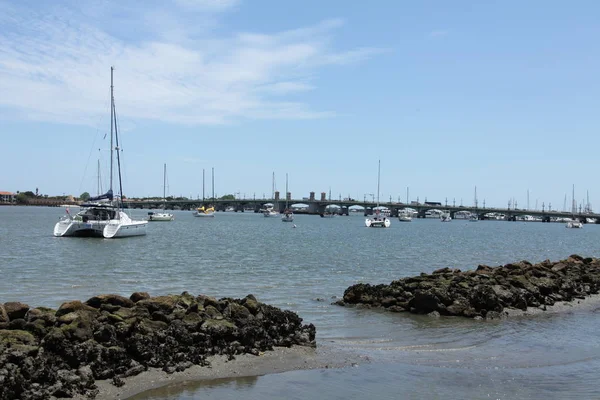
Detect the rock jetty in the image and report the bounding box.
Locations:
[0,292,315,400]
[337,255,600,319]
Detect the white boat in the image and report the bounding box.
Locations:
[194,168,216,217]
[54,200,115,237]
[566,185,583,229]
[263,206,279,217]
[469,213,478,222]
[440,213,452,222]
[264,172,280,217]
[148,164,174,221]
[398,209,412,222]
[281,173,294,222]
[566,220,583,229]
[365,160,391,228]
[54,67,147,238]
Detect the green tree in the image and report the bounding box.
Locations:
[220,194,235,200]
[80,192,90,201]
[16,193,29,204]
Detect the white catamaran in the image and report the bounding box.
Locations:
[365,160,391,228]
[54,67,147,238]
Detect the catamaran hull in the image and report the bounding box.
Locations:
[103,221,148,238]
[53,221,107,237]
[148,213,174,221]
[398,216,412,222]
[365,218,391,228]
[194,212,215,217]
[282,215,294,222]
[263,212,279,217]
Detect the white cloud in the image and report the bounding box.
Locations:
[0,2,384,126]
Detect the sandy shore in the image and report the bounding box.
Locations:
[504,292,600,317]
[68,345,366,400]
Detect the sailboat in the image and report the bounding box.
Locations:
[469,186,478,222]
[281,173,294,222]
[54,67,147,238]
[365,160,391,228]
[321,188,336,218]
[264,172,279,217]
[566,184,583,228]
[148,164,175,221]
[194,168,215,217]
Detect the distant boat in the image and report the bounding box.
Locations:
[566,184,583,229]
[398,209,412,222]
[264,172,280,217]
[194,168,216,218]
[194,205,215,217]
[321,206,336,218]
[54,67,147,238]
[365,160,391,228]
[469,213,478,222]
[281,173,294,222]
[148,163,174,221]
[440,213,452,222]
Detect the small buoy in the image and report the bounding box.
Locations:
[293,224,297,228]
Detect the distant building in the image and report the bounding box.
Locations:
[0,191,16,203]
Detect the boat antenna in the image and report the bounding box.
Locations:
[163,163,167,206]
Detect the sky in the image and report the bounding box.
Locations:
[1,0,599,210]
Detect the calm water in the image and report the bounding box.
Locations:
[2,206,600,399]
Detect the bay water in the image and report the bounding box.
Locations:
[1,206,600,399]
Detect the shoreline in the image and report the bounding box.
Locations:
[503,292,600,318]
[69,345,366,400]
[71,293,600,400]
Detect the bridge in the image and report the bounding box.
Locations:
[123,191,600,223]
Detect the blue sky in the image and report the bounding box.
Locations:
[1,0,599,210]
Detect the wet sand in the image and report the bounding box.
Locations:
[504,293,600,317]
[70,345,367,400]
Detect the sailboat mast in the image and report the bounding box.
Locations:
[285,173,289,208]
[572,184,576,215]
[212,167,215,200]
[109,67,114,194]
[163,164,167,201]
[202,169,205,201]
[406,187,409,204]
[97,159,101,196]
[376,160,381,207]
